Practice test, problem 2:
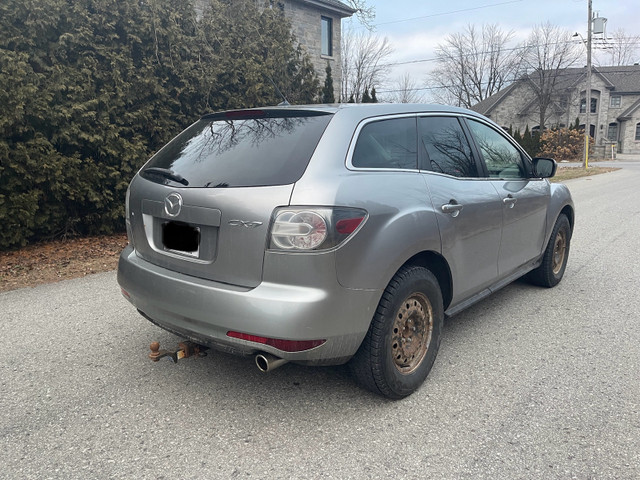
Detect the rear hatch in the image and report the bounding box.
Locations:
[127,108,333,288]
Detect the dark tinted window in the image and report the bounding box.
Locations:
[467,119,527,179]
[141,113,332,188]
[580,98,597,113]
[321,16,333,56]
[352,117,417,169]
[419,116,478,177]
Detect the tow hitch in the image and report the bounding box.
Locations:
[148,341,208,363]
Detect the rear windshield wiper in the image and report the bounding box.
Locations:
[143,167,189,186]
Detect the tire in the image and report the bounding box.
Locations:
[528,213,571,288]
[349,265,444,399]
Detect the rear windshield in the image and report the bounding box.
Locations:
[140,111,333,188]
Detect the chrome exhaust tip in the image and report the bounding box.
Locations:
[255,353,288,372]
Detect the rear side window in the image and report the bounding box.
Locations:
[352,117,417,169]
[419,116,478,178]
[466,119,527,179]
[141,113,332,188]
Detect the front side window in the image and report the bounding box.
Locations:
[466,119,527,179]
[352,117,417,169]
[607,123,618,142]
[321,16,332,56]
[418,116,478,178]
[580,98,597,113]
[610,95,621,108]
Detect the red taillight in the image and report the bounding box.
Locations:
[120,288,130,299]
[226,331,326,352]
[268,207,368,252]
[335,217,365,235]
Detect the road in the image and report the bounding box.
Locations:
[560,152,640,171]
[2,166,639,479]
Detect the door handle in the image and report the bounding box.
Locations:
[441,201,463,217]
[503,195,517,208]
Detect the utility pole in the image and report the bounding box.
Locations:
[583,0,592,169]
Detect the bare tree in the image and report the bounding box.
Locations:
[385,72,425,103]
[345,0,375,30]
[428,85,462,107]
[341,27,393,102]
[521,23,581,130]
[429,24,521,108]
[599,28,640,66]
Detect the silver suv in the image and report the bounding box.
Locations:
[118,104,574,398]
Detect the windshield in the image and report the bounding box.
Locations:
[140,111,333,188]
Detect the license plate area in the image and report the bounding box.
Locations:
[162,221,200,257]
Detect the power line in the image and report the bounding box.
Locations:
[380,39,640,69]
[371,1,526,27]
[376,66,640,95]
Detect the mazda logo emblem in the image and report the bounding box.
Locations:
[164,193,183,217]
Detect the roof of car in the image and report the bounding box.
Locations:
[213,103,487,119]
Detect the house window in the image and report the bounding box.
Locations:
[580,98,597,113]
[636,123,640,141]
[579,124,596,138]
[607,123,618,142]
[610,95,621,108]
[321,16,332,56]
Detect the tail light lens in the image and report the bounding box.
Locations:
[268,207,367,252]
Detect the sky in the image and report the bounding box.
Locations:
[343,0,640,100]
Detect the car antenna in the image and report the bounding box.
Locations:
[266,74,290,106]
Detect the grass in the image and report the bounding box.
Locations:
[551,166,620,182]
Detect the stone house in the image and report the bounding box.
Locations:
[196,1,356,100]
[279,0,356,100]
[471,65,640,155]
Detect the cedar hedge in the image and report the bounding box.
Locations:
[0,0,319,250]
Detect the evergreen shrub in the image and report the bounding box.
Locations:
[0,0,319,249]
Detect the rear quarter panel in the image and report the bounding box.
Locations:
[292,171,442,290]
[290,109,442,291]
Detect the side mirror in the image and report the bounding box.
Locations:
[532,157,557,178]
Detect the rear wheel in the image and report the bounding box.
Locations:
[349,265,444,399]
[529,213,571,287]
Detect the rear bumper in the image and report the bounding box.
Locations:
[117,245,381,365]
